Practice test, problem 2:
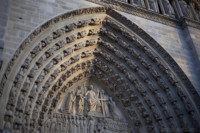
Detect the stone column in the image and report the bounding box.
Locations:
[157,0,166,15]
[128,0,134,4]
[189,2,199,21]
[155,0,160,13]
[171,0,180,18]
[175,0,184,17]
[144,0,150,10]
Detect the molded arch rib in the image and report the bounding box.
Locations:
[0,7,200,133]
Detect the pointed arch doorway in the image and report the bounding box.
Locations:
[0,7,200,133]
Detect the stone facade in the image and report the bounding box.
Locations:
[0,0,200,133]
[1,0,200,91]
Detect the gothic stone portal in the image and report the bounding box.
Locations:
[41,84,130,133]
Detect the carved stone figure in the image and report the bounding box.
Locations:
[155,91,166,105]
[166,90,177,104]
[77,94,85,115]
[108,97,119,120]
[66,35,77,43]
[87,117,96,133]
[16,93,25,111]
[96,119,105,133]
[78,20,89,27]
[163,105,172,119]
[53,28,65,39]
[89,18,101,25]
[149,0,159,12]
[64,91,76,114]
[8,87,17,106]
[86,85,99,112]
[151,106,162,121]
[65,23,76,32]
[162,0,175,17]
[99,90,110,117]
[86,39,97,46]
[25,99,32,115]
[29,84,38,99]
[75,86,85,115]
[88,28,99,35]
[81,50,93,58]
[179,0,193,18]
[133,0,146,8]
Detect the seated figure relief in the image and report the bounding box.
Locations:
[61,85,120,119]
[40,84,130,133]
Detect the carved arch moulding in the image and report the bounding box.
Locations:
[0,7,200,133]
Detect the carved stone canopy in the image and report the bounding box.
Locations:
[0,7,200,133]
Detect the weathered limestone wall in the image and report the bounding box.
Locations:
[0,0,99,80]
[120,11,200,90]
[0,0,10,69]
[187,26,200,65]
[1,0,200,90]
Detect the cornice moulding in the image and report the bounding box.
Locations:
[86,0,200,29]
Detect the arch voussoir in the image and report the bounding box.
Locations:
[1,7,200,133]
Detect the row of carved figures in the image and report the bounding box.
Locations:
[40,114,129,133]
[120,0,200,21]
[61,85,121,120]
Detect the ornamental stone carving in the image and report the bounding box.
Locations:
[162,0,175,17]
[39,84,130,133]
[0,7,200,133]
[179,0,193,18]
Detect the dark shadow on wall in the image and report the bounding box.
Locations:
[176,19,200,93]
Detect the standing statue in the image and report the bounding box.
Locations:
[64,91,76,114]
[162,0,175,17]
[109,98,120,120]
[100,90,110,117]
[179,0,193,18]
[78,94,85,115]
[149,0,159,12]
[86,85,99,112]
[87,117,96,133]
[133,0,146,8]
[97,119,105,133]
[75,86,85,115]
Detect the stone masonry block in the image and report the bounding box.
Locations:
[0,40,4,49]
[0,28,5,39]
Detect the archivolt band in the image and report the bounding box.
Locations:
[0,7,199,133]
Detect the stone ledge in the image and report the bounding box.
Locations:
[86,0,200,29]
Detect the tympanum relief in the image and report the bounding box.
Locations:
[41,85,130,133]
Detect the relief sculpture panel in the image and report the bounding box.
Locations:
[40,84,130,133]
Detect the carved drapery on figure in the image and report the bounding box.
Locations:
[63,91,76,114]
[41,114,129,133]
[148,0,159,12]
[179,0,193,18]
[162,0,175,17]
[61,84,122,119]
[1,7,200,133]
[42,84,129,133]
[133,0,146,7]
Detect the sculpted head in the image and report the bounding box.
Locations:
[71,90,75,95]
[77,86,81,90]
[89,85,94,90]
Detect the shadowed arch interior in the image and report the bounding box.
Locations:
[0,7,200,133]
